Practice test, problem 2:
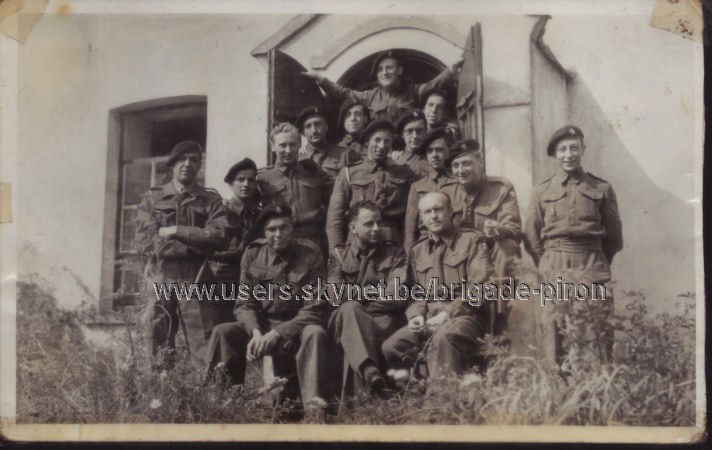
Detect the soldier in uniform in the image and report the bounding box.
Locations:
[204,203,330,410]
[135,140,228,369]
[326,120,416,249]
[258,122,332,255]
[381,192,492,378]
[389,109,430,178]
[403,126,458,252]
[303,49,460,124]
[523,125,623,364]
[336,99,370,161]
[297,106,348,181]
[328,200,409,397]
[420,88,461,138]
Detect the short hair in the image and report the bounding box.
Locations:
[348,200,381,223]
[418,191,451,211]
[269,122,300,144]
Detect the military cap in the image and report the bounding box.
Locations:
[547,125,584,156]
[446,138,481,166]
[224,157,257,184]
[337,99,370,131]
[167,140,203,167]
[254,202,292,232]
[419,87,448,109]
[370,49,401,77]
[296,106,327,132]
[357,119,396,145]
[415,126,451,156]
[395,109,426,135]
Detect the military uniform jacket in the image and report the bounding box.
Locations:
[136,181,228,261]
[338,134,367,161]
[328,240,409,315]
[257,160,331,230]
[326,158,415,248]
[234,237,327,341]
[320,69,454,124]
[390,150,430,179]
[299,141,348,181]
[210,196,262,277]
[523,170,623,265]
[403,169,458,252]
[407,227,492,320]
[443,176,522,243]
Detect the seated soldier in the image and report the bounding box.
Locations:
[303,49,460,124]
[297,106,347,181]
[381,192,492,378]
[204,203,329,412]
[328,200,409,397]
[336,99,370,161]
[389,109,430,178]
[403,127,458,252]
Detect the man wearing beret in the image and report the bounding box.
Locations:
[326,120,416,250]
[135,140,228,370]
[258,122,332,256]
[297,106,348,181]
[327,200,409,399]
[336,99,370,161]
[389,109,430,178]
[403,127,459,252]
[523,125,623,364]
[303,50,460,124]
[204,203,330,414]
[420,88,461,137]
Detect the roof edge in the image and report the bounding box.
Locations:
[530,15,575,80]
[251,14,321,57]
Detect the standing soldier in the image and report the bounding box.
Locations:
[328,200,409,398]
[336,99,370,161]
[297,106,347,181]
[523,125,623,364]
[326,120,415,249]
[403,127,458,252]
[420,88,461,138]
[136,140,228,369]
[303,49,460,124]
[204,204,330,414]
[389,109,430,178]
[258,122,332,255]
[381,192,492,378]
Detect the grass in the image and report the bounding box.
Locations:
[16,278,696,426]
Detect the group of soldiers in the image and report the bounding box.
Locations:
[136,49,623,418]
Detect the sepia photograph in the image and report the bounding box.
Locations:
[0,0,705,443]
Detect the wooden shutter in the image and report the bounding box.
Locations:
[456,24,485,168]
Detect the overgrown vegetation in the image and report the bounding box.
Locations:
[17,279,695,425]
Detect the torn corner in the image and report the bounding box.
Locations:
[650,0,703,43]
[0,0,49,44]
[0,183,11,223]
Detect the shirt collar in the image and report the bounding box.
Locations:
[172,178,196,195]
[266,241,293,265]
[556,167,586,185]
[276,161,299,174]
[427,226,457,251]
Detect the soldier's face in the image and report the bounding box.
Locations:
[264,217,293,251]
[303,116,328,145]
[423,95,447,127]
[426,138,450,170]
[272,131,300,165]
[451,154,484,188]
[349,208,383,245]
[377,58,403,88]
[402,120,426,152]
[344,105,367,134]
[555,138,585,173]
[172,153,201,185]
[419,194,452,234]
[367,130,393,162]
[231,169,257,200]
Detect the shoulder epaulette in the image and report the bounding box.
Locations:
[587,172,609,183]
[247,238,267,248]
[538,174,555,185]
[257,165,273,173]
[487,176,514,188]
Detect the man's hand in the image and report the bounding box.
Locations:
[158,226,178,238]
[246,329,263,361]
[301,69,326,85]
[249,329,281,361]
[408,315,426,334]
[426,310,449,330]
[483,219,502,239]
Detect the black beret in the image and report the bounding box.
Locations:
[419,88,448,109]
[395,109,426,135]
[296,106,327,132]
[547,125,584,156]
[255,202,292,232]
[446,139,481,166]
[357,119,396,145]
[167,140,202,167]
[415,126,452,156]
[224,157,257,184]
[370,49,401,77]
[337,99,370,131]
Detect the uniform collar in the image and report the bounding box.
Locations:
[427,226,457,251]
[363,157,393,171]
[172,178,196,195]
[428,167,449,182]
[276,161,300,174]
[339,134,355,146]
[266,240,295,265]
[556,167,586,185]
